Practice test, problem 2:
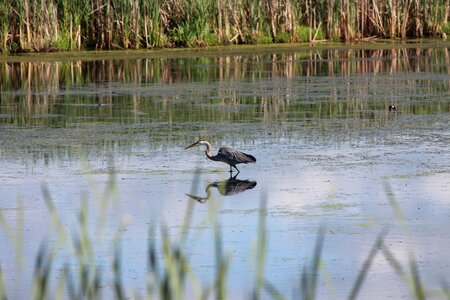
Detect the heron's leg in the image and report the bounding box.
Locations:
[233,165,240,175]
[229,165,233,173]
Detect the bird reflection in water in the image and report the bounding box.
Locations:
[186,174,257,203]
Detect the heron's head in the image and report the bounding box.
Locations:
[185,140,208,150]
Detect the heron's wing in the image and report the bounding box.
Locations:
[218,147,256,164]
[216,147,235,162]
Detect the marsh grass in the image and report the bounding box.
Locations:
[0,173,447,299]
[0,266,6,300]
[300,228,324,300]
[1,0,449,53]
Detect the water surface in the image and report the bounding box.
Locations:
[1,43,450,299]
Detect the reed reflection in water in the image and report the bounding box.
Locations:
[1,47,449,128]
[0,46,449,166]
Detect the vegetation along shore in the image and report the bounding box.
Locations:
[0,0,449,54]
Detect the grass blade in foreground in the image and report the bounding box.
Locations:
[300,228,325,300]
[348,228,389,300]
[214,224,230,300]
[252,194,267,300]
[0,265,6,300]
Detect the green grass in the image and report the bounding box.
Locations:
[443,24,450,35]
[257,34,273,44]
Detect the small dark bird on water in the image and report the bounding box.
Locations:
[185,140,256,174]
[389,105,396,111]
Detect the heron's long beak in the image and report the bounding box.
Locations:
[185,141,199,150]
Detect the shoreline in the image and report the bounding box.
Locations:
[1,39,449,63]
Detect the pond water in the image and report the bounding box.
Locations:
[1,42,450,299]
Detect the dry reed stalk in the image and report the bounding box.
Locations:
[217,0,223,43]
[400,0,411,38]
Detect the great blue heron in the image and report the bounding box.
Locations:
[185,140,256,174]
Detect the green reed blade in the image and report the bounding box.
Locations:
[348,227,389,300]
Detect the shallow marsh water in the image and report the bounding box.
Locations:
[1,42,450,299]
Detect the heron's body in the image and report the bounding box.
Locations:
[185,140,256,173]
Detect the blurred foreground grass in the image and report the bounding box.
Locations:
[0,174,449,299]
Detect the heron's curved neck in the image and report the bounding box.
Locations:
[203,141,214,159]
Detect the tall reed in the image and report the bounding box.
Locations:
[1,0,448,53]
